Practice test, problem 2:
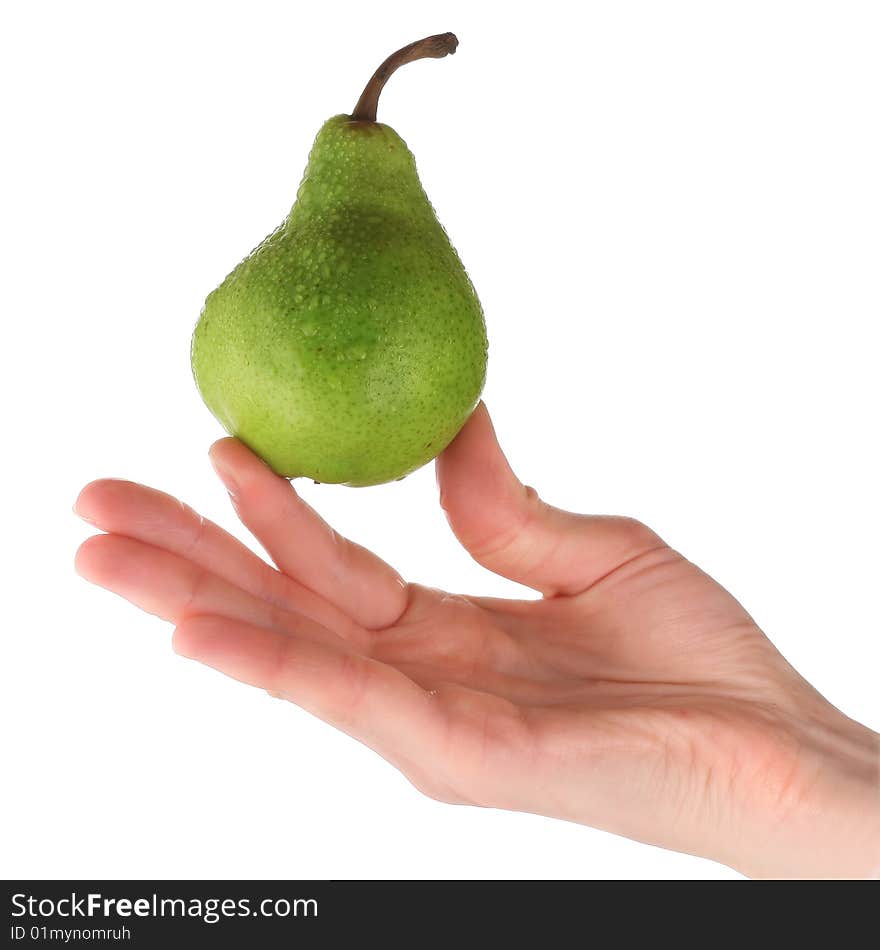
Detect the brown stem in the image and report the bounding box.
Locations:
[351,33,458,123]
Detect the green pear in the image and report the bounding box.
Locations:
[192,33,487,486]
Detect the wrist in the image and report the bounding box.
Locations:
[734,711,880,879]
[824,720,880,878]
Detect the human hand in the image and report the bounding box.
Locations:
[74,404,880,878]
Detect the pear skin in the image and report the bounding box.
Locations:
[192,34,487,486]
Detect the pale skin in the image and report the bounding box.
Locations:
[74,404,880,878]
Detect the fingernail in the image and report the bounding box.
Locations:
[73,493,99,526]
[73,505,97,525]
[171,639,196,660]
[209,451,239,499]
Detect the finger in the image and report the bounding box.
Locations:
[74,479,356,636]
[75,534,363,652]
[436,403,666,596]
[209,438,408,630]
[173,614,445,767]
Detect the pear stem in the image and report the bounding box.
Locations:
[351,33,459,123]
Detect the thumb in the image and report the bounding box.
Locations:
[436,403,664,596]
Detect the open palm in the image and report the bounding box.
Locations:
[75,404,879,877]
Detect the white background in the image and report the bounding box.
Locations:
[2,1,878,880]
